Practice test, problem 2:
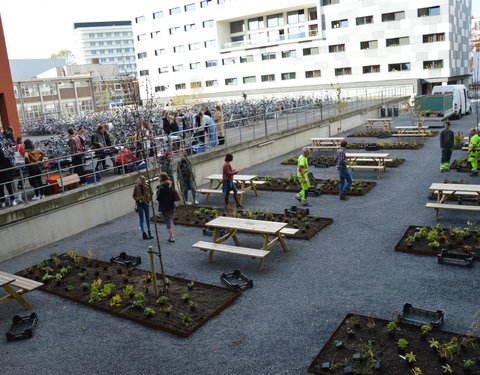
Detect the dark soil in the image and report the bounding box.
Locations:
[450,159,472,173]
[394,225,480,259]
[346,141,423,150]
[152,206,333,240]
[17,254,241,338]
[308,314,479,375]
[256,176,376,196]
[281,155,405,168]
[348,130,439,138]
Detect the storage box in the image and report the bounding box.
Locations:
[192,144,206,154]
[46,175,60,194]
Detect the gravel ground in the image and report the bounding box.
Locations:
[1,112,479,375]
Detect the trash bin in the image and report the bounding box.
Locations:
[380,107,386,118]
[387,107,393,117]
[393,107,399,117]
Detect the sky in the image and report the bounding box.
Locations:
[0,0,479,60]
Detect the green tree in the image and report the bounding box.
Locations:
[50,49,75,65]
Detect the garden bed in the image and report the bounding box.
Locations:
[308,313,479,375]
[256,176,376,196]
[394,223,480,259]
[152,206,333,241]
[346,141,423,150]
[450,159,473,173]
[17,253,241,338]
[348,130,438,138]
[281,155,405,168]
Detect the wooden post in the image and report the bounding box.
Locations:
[148,246,159,298]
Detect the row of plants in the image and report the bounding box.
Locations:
[348,130,437,138]
[281,155,403,167]
[346,141,423,150]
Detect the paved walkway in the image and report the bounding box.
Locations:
[0,110,479,375]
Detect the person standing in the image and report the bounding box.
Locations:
[468,128,479,176]
[24,139,46,200]
[296,147,311,206]
[156,172,176,243]
[68,128,85,183]
[222,153,243,210]
[161,153,174,188]
[0,148,16,207]
[92,125,107,171]
[335,140,353,200]
[214,105,225,145]
[14,136,25,190]
[439,121,454,172]
[133,176,154,240]
[177,150,198,205]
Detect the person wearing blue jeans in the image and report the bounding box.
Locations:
[335,140,353,200]
[133,176,153,240]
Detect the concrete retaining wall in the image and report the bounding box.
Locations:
[0,99,402,262]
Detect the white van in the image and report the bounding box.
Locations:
[431,84,472,119]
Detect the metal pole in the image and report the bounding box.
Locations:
[148,246,159,298]
[57,160,65,193]
[264,110,268,137]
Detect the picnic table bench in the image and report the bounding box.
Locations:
[392,126,430,139]
[197,174,261,203]
[365,118,393,130]
[346,152,390,179]
[0,271,43,310]
[426,183,480,221]
[309,137,345,150]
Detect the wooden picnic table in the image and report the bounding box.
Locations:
[346,152,390,179]
[0,271,43,309]
[310,137,345,149]
[365,118,393,130]
[395,126,430,135]
[198,174,262,203]
[426,183,480,221]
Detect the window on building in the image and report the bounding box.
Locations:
[262,52,276,60]
[188,42,200,51]
[356,15,373,25]
[203,20,214,28]
[386,36,409,47]
[189,81,201,89]
[240,55,253,63]
[139,70,149,76]
[116,41,121,45]
[169,27,180,35]
[173,45,185,53]
[200,0,212,8]
[122,32,130,36]
[184,23,196,31]
[155,86,166,92]
[151,31,161,38]
[205,60,218,68]
[114,32,120,36]
[382,11,405,22]
[97,33,103,37]
[100,50,106,54]
[190,62,201,69]
[204,39,216,48]
[261,74,275,82]
[281,72,296,80]
[91,50,97,55]
[90,42,96,46]
[175,83,186,90]
[360,40,378,49]
[159,66,169,73]
[282,50,296,58]
[89,33,95,38]
[117,57,123,61]
[418,6,440,17]
[170,7,181,15]
[303,47,319,56]
[328,44,345,53]
[206,79,218,87]
[267,13,284,27]
[309,25,319,36]
[100,58,107,62]
[217,0,225,3]
[184,3,196,12]
[225,78,238,85]
[153,11,163,19]
[135,16,145,23]
[248,17,264,31]
[305,70,321,78]
[137,34,147,41]
[335,67,352,76]
[230,20,245,33]
[287,10,305,24]
[107,41,112,45]
[308,7,318,21]
[288,26,306,39]
[332,19,348,28]
[137,52,147,59]
[173,64,184,72]
[423,33,445,43]
[243,76,256,84]
[362,65,380,74]
[423,60,443,69]
[80,100,93,112]
[155,49,165,56]
[98,42,104,46]
[322,0,339,4]
[388,62,410,72]
[223,57,236,65]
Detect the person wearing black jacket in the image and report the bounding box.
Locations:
[0,149,16,207]
[156,172,176,243]
[440,121,454,172]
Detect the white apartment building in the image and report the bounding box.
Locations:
[132,0,471,103]
[73,21,137,77]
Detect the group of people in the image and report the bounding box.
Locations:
[439,121,478,176]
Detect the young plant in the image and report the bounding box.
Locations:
[42,273,54,282]
[132,299,144,309]
[65,284,74,292]
[398,338,409,350]
[421,325,432,336]
[122,284,135,297]
[464,359,475,369]
[405,352,416,364]
[441,364,453,374]
[179,312,192,327]
[81,282,89,291]
[418,227,429,237]
[100,283,114,298]
[110,294,122,307]
[187,281,194,290]
[189,300,198,311]
[411,367,423,375]
[387,321,397,333]
[55,273,63,282]
[181,293,189,302]
[427,241,439,248]
[143,307,155,317]
[156,296,168,305]
[429,338,440,350]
